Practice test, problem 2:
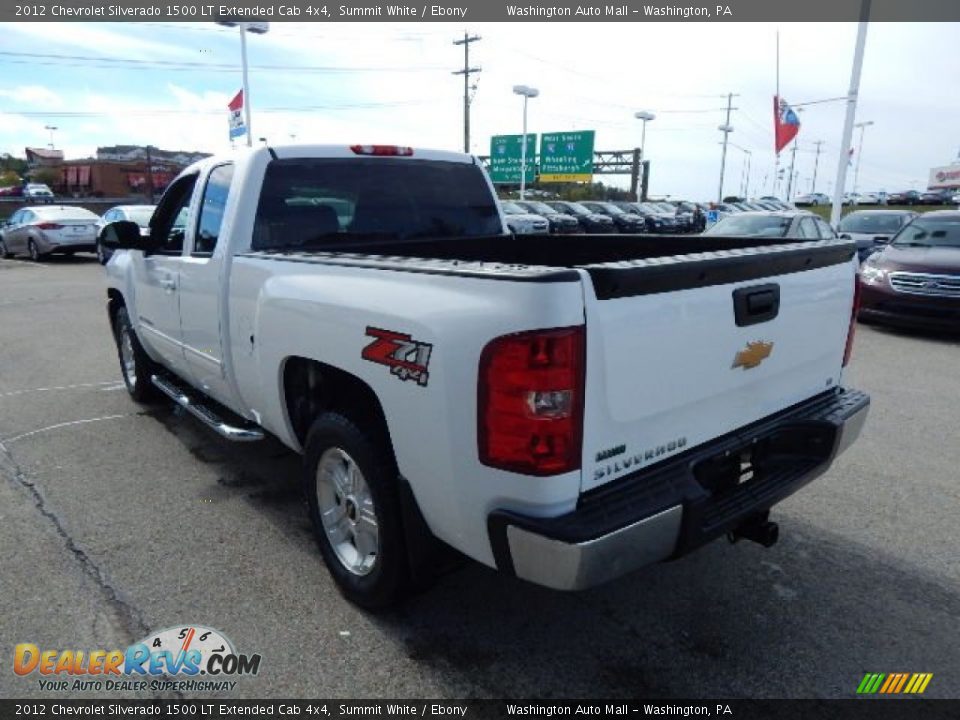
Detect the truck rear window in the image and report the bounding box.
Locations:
[252,158,502,250]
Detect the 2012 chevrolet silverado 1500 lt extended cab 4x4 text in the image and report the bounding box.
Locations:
[102,144,869,608]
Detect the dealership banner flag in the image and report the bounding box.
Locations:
[228,90,246,140]
[774,95,801,154]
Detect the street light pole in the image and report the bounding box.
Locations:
[44,125,57,149]
[513,85,539,200]
[852,120,874,195]
[634,111,655,201]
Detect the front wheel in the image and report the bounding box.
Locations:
[0,238,10,258]
[303,412,408,609]
[112,306,160,403]
[96,241,108,265]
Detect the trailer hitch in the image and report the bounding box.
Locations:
[727,512,780,548]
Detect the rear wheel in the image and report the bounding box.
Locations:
[112,306,160,403]
[28,239,44,262]
[304,412,408,609]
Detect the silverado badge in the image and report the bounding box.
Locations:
[732,341,774,370]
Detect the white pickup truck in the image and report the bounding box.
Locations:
[103,144,869,608]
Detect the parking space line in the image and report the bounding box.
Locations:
[0,381,117,399]
[3,413,132,444]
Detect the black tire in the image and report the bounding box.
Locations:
[112,306,160,403]
[303,412,408,609]
[96,240,108,265]
[28,239,44,262]
[0,238,10,258]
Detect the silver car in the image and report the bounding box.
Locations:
[96,204,155,264]
[0,205,100,261]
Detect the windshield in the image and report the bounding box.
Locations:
[252,158,501,250]
[704,214,791,237]
[556,202,589,216]
[839,213,907,235]
[520,201,555,215]
[596,203,623,214]
[892,216,960,249]
[500,202,525,215]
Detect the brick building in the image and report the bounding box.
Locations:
[40,145,210,199]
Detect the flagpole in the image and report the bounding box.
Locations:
[775,30,780,198]
[830,0,871,227]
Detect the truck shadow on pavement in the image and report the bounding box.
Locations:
[148,404,959,699]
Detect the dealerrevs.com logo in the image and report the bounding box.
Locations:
[14,625,261,693]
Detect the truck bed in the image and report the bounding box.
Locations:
[244,234,856,296]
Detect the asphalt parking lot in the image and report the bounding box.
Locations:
[1,254,958,700]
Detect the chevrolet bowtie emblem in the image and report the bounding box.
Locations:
[732,341,774,370]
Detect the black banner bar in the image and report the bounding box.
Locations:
[1,0,960,22]
[2,700,958,720]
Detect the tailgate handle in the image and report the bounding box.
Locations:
[733,283,780,326]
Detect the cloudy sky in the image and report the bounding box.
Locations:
[0,20,957,199]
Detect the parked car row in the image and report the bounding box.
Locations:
[0,203,155,262]
[796,189,960,207]
[499,197,800,236]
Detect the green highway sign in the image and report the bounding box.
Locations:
[540,130,596,182]
[489,134,537,184]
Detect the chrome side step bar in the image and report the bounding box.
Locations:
[151,374,264,442]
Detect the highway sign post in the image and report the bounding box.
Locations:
[540,131,595,182]
[489,134,537,184]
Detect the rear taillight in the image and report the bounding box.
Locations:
[478,326,585,476]
[349,144,414,156]
[843,275,861,367]
[36,222,63,230]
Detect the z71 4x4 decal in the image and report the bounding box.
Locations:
[362,327,433,387]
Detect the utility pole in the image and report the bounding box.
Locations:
[717,92,739,202]
[452,33,481,154]
[786,141,798,199]
[145,145,154,203]
[811,140,825,193]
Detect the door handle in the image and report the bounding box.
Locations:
[160,278,177,292]
[732,283,780,326]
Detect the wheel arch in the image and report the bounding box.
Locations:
[281,356,396,467]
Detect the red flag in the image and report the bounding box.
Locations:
[774,95,801,154]
[228,90,243,112]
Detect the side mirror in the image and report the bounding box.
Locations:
[873,235,891,245]
[839,233,852,239]
[102,220,159,252]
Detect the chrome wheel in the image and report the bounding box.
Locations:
[316,447,379,577]
[28,240,39,261]
[120,326,137,388]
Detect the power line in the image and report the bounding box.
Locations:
[0,50,446,73]
[0,99,444,118]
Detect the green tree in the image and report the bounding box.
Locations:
[0,170,21,187]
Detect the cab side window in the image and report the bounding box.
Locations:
[150,174,198,254]
[797,217,818,239]
[194,164,234,255]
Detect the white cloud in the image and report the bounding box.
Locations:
[0,85,64,107]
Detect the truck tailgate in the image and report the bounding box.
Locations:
[579,240,856,492]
